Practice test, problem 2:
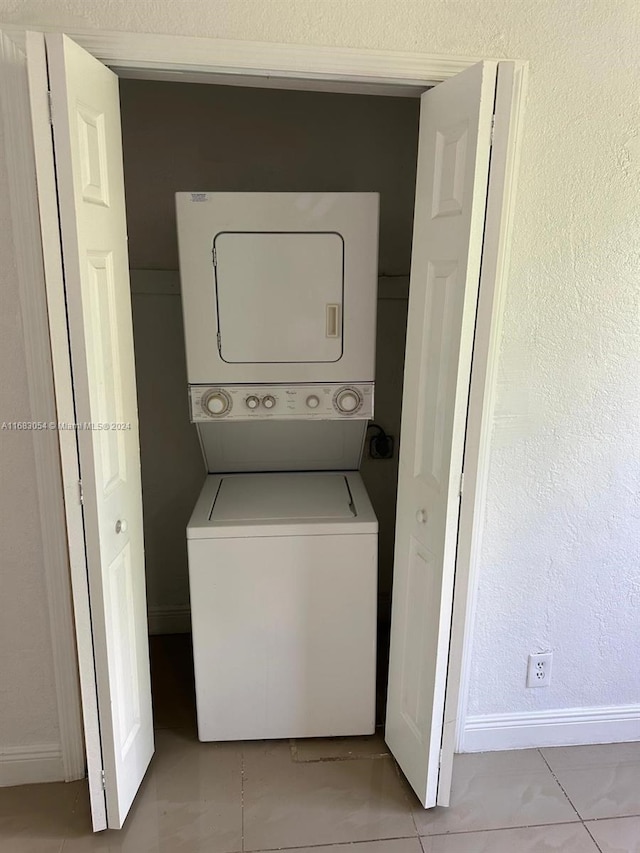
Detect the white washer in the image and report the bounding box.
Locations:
[187,472,378,741]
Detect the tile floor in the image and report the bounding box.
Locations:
[1,635,639,852]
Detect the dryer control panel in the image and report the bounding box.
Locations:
[190,383,374,422]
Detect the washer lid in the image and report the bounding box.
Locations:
[210,473,355,524]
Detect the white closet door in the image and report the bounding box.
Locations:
[385,61,497,808]
[45,33,153,829]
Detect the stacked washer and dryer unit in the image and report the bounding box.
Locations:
[177,192,380,742]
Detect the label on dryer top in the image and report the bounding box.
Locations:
[189,383,374,423]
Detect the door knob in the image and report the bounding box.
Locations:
[115,519,128,534]
[416,509,427,524]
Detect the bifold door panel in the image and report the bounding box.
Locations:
[40,32,154,830]
[385,60,497,808]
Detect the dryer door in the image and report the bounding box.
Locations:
[215,231,343,363]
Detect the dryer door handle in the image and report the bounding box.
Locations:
[326,304,340,338]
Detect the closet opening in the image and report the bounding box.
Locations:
[119,78,421,735]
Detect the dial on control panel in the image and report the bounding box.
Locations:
[334,386,363,415]
[306,395,320,409]
[262,395,276,409]
[245,395,260,410]
[202,389,231,417]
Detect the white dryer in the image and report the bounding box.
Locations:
[176,192,379,386]
[187,472,377,741]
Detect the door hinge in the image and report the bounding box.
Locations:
[212,246,217,266]
[459,471,464,497]
[490,114,495,145]
[439,748,443,767]
[78,479,84,505]
[47,90,53,126]
[100,769,106,790]
[216,331,222,352]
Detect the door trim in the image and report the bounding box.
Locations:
[5,25,527,785]
[3,27,498,94]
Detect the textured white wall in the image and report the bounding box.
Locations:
[0,0,639,738]
[0,112,61,752]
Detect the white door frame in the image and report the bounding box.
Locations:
[2,24,527,775]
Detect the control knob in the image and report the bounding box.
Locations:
[306,395,320,409]
[245,395,260,410]
[334,387,363,415]
[262,395,276,409]
[202,389,231,417]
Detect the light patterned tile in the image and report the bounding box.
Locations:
[0,838,64,853]
[586,816,640,852]
[0,779,82,853]
[252,840,422,853]
[62,729,242,853]
[421,822,598,852]
[293,728,390,762]
[242,739,416,850]
[541,743,640,771]
[412,750,577,835]
[541,742,640,819]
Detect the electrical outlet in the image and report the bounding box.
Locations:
[369,433,394,459]
[527,652,553,688]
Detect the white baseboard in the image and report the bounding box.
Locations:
[148,604,191,635]
[463,704,640,752]
[0,743,65,787]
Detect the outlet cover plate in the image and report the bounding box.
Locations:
[527,652,553,688]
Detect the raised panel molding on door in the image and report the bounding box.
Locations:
[385,60,497,808]
[413,260,461,488]
[45,32,154,829]
[76,103,110,206]
[432,123,468,219]
[84,250,128,494]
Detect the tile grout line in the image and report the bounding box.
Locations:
[419,818,584,839]
[536,748,605,853]
[294,754,391,764]
[244,834,426,852]
[536,748,583,821]
[582,822,606,853]
[241,748,246,853]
